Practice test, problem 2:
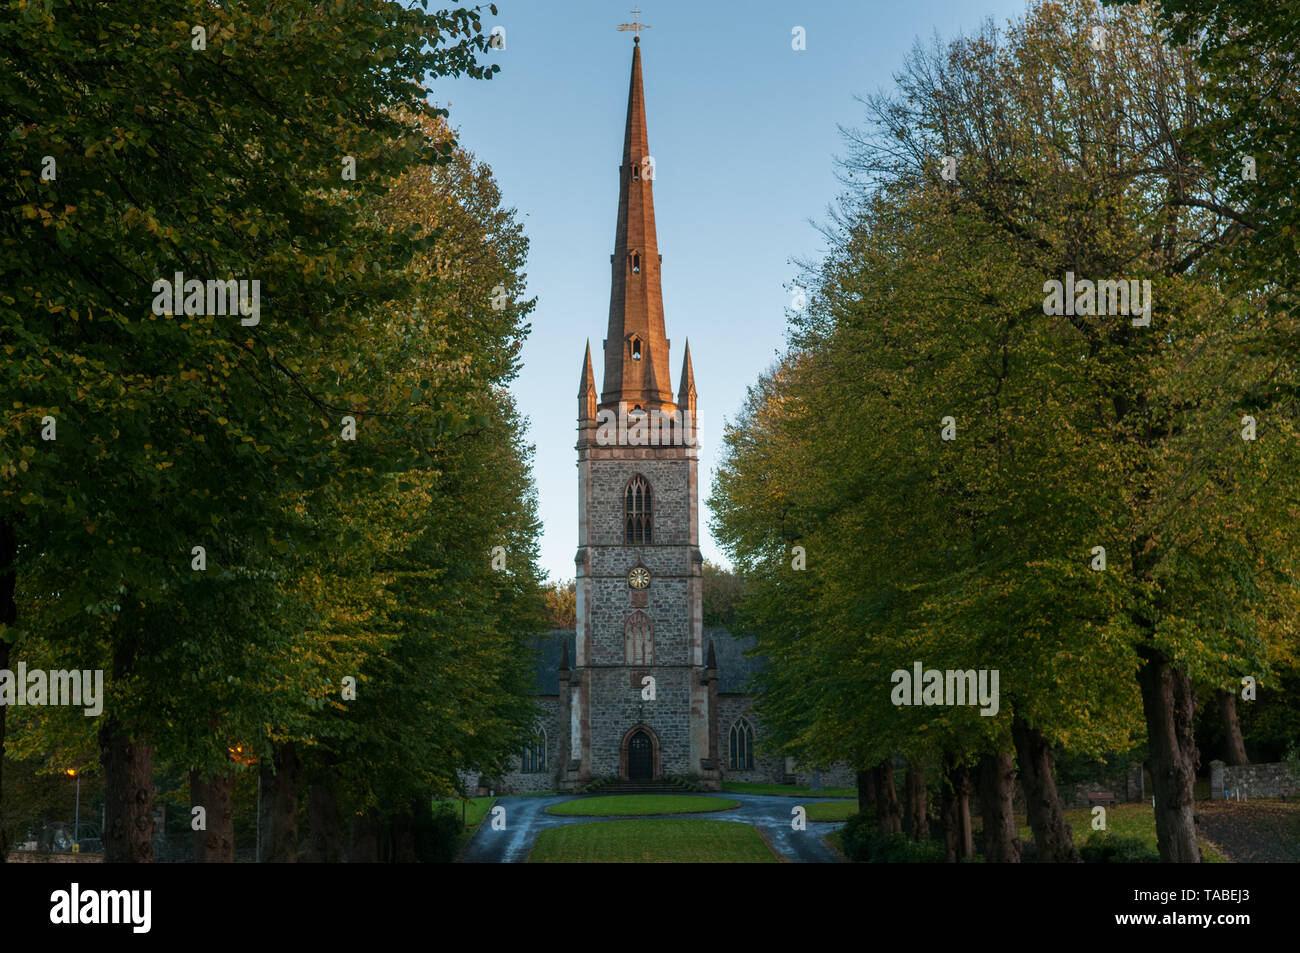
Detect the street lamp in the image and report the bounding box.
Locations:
[66,769,80,850]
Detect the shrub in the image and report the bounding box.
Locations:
[867,831,946,863]
[413,801,464,863]
[838,813,945,863]
[1079,832,1160,864]
[838,809,877,861]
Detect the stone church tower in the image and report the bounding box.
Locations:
[561,37,720,791]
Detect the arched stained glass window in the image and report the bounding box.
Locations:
[729,718,754,771]
[521,727,547,773]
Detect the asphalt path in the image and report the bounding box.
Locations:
[458,792,850,863]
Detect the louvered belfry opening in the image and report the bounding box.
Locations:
[625,474,652,543]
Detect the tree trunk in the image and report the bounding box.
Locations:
[190,770,235,862]
[940,750,975,862]
[0,639,8,864]
[99,718,155,862]
[0,517,15,862]
[305,784,342,862]
[1216,689,1249,766]
[388,811,418,863]
[856,769,876,816]
[1138,649,1202,862]
[872,760,902,835]
[347,808,381,863]
[1012,714,1078,862]
[956,759,975,860]
[258,761,275,861]
[903,759,929,841]
[265,743,300,862]
[976,750,1020,863]
[940,767,960,862]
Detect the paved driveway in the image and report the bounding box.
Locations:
[458,793,849,863]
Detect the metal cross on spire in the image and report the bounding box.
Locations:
[616,6,651,40]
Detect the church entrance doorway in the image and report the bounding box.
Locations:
[628,730,653,780]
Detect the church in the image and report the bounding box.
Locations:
[484,38,853,796]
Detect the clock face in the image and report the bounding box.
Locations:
[628,567,651,590]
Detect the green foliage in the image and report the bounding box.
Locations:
[0,0,546,852]
[702,560,744,628]
[1110,0,1300,308]
[839,813,945,863]
[708,0,1300,803]
[1080,832,1162,864]
[416,802,466,864]
[837,809,877,861]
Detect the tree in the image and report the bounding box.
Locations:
[701,560,744,629]
[711,0,1300,863]
[544,579,576,630]
[0,0,504,861]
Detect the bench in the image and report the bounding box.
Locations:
[1086,791,1119,808]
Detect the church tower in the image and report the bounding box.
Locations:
[563,37,718,791]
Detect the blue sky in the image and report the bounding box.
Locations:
[434,0,1032,582]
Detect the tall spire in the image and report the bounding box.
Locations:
[601,38,673,411]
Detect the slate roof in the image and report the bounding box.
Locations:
[528,627,763,696]
[707,627,767,693]
[530,629,577,695]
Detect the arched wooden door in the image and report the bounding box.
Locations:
[628,730,653,780]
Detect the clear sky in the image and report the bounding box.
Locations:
[434,0,1032,583]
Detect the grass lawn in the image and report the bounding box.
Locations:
[437,796,496,830]
[1015,803,1226,862]
[803,800,859,822]
[722,782,858,798]
[547,794,738,816]
[529,819,778,862]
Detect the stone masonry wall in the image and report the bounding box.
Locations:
[716,695,855,787]
[577,447,702,780]
[475,697,563,795]
[1213,760,1300,799]
[588,666,693,777]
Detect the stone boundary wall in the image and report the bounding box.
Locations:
[1069,763,1145,807]
[1212,760,1300,799]
[4,850,101,863]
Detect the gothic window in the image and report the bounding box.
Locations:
[630,336,642,361]
[729,718,754,771]
[632,163,639,181]
[625,474,652,543]
[632,252,640,274]
[625,610,653,665]
[521,727,547,773]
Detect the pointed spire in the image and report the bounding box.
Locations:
[601,39,673,411]
[706,639,717,670]
[578,340,598,423]
[678,339,696,405]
